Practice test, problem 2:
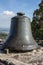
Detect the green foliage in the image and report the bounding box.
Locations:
[31,0,43,40]
[0,32,8,39]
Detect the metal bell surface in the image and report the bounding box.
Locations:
[3,12,38,51]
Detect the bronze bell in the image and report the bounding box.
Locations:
[3,12,38,51]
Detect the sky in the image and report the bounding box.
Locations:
[0,0,41,28]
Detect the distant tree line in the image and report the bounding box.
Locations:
[0,32,8,39]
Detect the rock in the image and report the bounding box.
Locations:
[9,62,15,65]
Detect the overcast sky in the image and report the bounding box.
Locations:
[0,0,41,28]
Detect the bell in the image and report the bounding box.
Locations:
[3,12,38,51]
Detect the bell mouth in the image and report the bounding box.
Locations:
[17,12,25,16]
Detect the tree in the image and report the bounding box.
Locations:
[31,0,43,40]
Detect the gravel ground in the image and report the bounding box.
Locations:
[0,47,43,65]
